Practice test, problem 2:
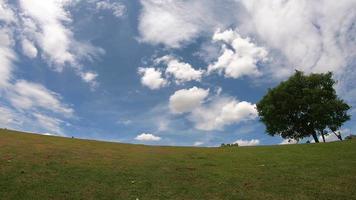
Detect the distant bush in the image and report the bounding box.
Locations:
[345,135,356,140]
[221,143,239,147]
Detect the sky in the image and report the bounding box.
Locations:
[0,0,356,147]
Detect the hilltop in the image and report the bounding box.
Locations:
[1,129,356,199]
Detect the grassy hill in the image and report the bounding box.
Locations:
[1,129,356,200]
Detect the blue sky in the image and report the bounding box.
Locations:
[1,0,356,146]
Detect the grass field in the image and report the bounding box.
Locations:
[1,129,356,200]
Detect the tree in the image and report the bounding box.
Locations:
[256,71,351,143]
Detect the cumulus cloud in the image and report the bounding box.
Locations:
[233,139,260,146]
[208,29,268,79]
[169,86,257,131]
[96,0,126,18]
[135,133,161,141]
[156,56,205,83]
[80,71,99,88]
[138,67,168,90]
[169,87,209,114]
[139,55,204,86]
[189,97,258,131]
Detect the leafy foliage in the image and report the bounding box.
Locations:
[257,71,351,142]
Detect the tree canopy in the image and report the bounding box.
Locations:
[256,71,351,143]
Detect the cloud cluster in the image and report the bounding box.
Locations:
[0,28,14,88]
[138,0,356,82]
[6,80,73,116]
[189,97,258,131]
[169,87,258,131]
[135,133,161,141]
[137,0,356,144]
[138,0,240,48]
[169,87,209,114]
[0,0,76,134]
[17,0,103,86]
[138,55,204,89]
[96,0,126,18]
[138,67,168,90]
[208,29,268,79]
[0,79,73,134]
[240,0,356,77]
[159,56,205,83]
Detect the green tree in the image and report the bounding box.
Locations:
[256,71,351,143]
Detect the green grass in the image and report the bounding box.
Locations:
[1,129,356,200]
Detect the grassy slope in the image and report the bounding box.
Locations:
[1,129,356,200]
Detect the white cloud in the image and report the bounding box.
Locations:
[19,0,75,67]
[239,0,356,79]
[169,87,209,114]
[0,104,67,135]
[96,0,126,18]
[21,38,38,58]
[138,55,204,86]
[0,106,21,127]
[193,141,204,146]
[233,139,260,146]
[189,97,258,131]
[117,119,132,125]
[237,0,356,134]
[42,132,60,136]
[18,0,103,85]
[156,56,204,83]
[208,29,268,79]
[168,86,258,131]
[6,80,73,116]
[80,71,98,87]
[0,28,15,88]
[0,0,15,23]
[135,133,161,141]
[157,118,169,132]
[279,138,298,145]
[33,113,64,135]
[138,0,239,48]
[138,67,168,90]
[0,1,71,135]
[138,0,356,86]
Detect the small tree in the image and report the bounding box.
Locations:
[257,71,351,143]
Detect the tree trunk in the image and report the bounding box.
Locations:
[321,132,326,143]
[312,133,319,143]
[332,131,343,141]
